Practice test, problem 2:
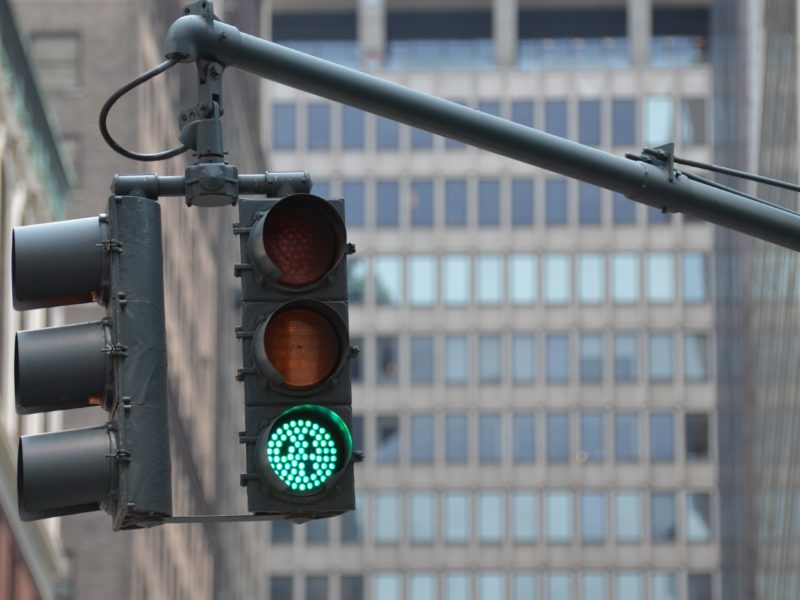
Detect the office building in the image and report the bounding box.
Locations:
[261,1,716,599]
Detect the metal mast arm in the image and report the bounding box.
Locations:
[165,9,800,252]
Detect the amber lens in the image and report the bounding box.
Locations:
[265,308,340,390]
[263,206,337,288]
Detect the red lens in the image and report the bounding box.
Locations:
[263,206,337,287]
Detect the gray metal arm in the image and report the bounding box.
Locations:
[165,10,800,252]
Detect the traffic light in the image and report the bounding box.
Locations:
[236,191,355,519]
[13,195,172,530]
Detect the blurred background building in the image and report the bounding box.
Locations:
[8,0,268,598]
[262,0,717,599]
[5,0,800,598]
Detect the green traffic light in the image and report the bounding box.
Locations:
[260,405,352,495]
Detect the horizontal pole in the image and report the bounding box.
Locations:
[165,15,800,252]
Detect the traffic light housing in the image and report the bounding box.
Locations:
[13,195,172,530]
[236,192,355,519]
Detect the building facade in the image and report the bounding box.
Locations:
[12,0,268,599]
[0,0,74,597]
[261,0,717,599]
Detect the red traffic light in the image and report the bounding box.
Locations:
[249,194,346,291]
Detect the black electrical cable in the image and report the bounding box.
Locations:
[681,170,800,216]
[99,58,189,162]
[675,156,800,194]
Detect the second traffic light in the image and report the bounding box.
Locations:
[236,190,355,519]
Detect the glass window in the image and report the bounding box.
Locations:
[443,255,470,305]
[611,253,639,303]
[411,127,434,149]
[513,413,536,462]
[688,574,712,600]
[478,101,501,116]
[512,334,536,383]
[579,100,601,146]
[445,180,468,226]
[650,413,674,461]
[479,573,505,600]
[444,492,470,543]
[547,413,569,462]
[479,179,501,226]
[512,573,539,600]
[478,492,504,542]
[446,414,468,463]
[683,253,707,302]
[648,205,671,224]
[445,573,471,600]
[411,180,434,227]
[510,254,537,304]
[408,255,437,305]
[342,576,364,600]
[411,336,434,384]
[306,576,328,600]
[445,335,468,384]
[271,521,293,544]
[512,180,534,226]
[612,99,636,146]
[651,493,676,541]
[546,492,572,541]
[377,336,399,384]
[313,180,331,197]
[649,334,673,381]
[578,254,605,303]
[479,335,502,383]
[548,573,572,599]
[687,493,712,541]
[580,334,603,382]
[614,413,639,461]
[479,414,502,463]
[377,116,399,149]
[347,257,366,304]
[342,106,365,149]
[682,99,707,146]
[375,493,401,542]
[512,492,538,542]
[644,96,673,146]
[581,492,606,542]
[306,519,328,544]
[350,336,363,383]
[308,103,331,149]
[409,493,436,544]
[343,180,365,227]
[374,256,402,305]
[646,253,675,302]
[579,183,602,225]
[544,254,571,304]
[652,573,677,600]
[545,100,567,138]
[685,334,709,381]
[377,180,399,227]
[411,415,434,463]
[582,573,607,600]
[377,416,400,464]
[546,334,569,383]
[546,179,568,225]
[512,100,534,127]
[477,255,504,305]
[686,414,710,460]
[271,576,293,599]
[272,104,296,149]
[30,33,81,90]
[341,493,365,543]
[615,492,641,541]
[616,573,642,600]
[613,192,636,224]
[374,573,401,600]
[409,573,436,600]
[580,413,604,461]
[614,334,639,381]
